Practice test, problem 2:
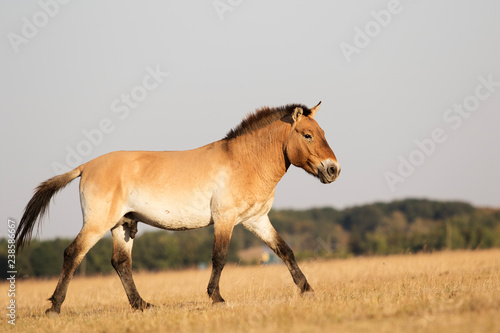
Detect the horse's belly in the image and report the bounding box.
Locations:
[128,193,213,230]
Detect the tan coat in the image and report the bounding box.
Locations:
[16,102,340,314]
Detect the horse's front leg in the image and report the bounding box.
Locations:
[243,215,314,294]
[207,218,235,304]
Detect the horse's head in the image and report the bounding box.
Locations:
[285,102,340,184]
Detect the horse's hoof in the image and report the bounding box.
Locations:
[212,301,226,308]
[132,300,156,312]
[144,303,156,311]
[45,308,60,317]
[211,295,226,306]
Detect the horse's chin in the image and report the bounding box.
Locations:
[318,172,333,184]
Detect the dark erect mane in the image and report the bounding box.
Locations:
[224,104,311,140]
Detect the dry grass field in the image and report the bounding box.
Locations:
[3,249,500,333]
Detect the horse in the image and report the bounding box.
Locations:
[15,101,341,315]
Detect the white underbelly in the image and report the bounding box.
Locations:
[127,191,213,231]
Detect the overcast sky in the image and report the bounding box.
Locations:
[1,0,499,240]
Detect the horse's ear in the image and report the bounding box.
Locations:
[310,101,321,118]
[292,107,303,122]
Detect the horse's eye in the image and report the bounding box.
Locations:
[303,134,313,141]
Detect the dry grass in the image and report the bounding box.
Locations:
[3,249,500,332]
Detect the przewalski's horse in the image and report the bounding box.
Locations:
[16,102,340,315]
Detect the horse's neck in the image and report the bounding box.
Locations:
[224,122,290,188]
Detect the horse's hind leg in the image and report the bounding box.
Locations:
[111,220,152,310]
[46,223,108,315]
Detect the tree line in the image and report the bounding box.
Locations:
[1,198,499,278]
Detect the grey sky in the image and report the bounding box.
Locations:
[1,0,499,240]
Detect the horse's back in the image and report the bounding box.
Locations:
[81,147,220,185]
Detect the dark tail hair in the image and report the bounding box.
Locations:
[15,166,83,253]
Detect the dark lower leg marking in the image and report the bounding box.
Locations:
[47,231,102,314]
[111,224,151,310]
[111,251,151,310]
[46,243,80,314]
[207,226,233,304]
[207,251,227,303]
[242,218,314,294]
[272,234,314,293]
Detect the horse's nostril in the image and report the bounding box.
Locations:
[328,166,336,177]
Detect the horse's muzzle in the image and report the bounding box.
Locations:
[318,160,341,184]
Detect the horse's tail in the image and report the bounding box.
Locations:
[15,166,84,253]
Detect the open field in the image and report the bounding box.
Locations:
[3,249,500,332]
